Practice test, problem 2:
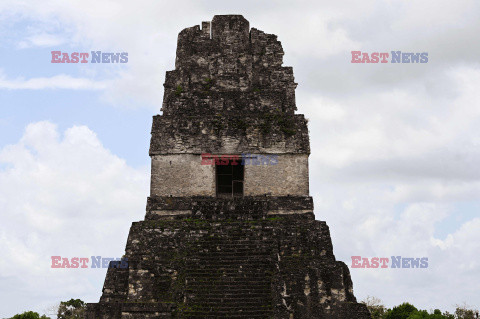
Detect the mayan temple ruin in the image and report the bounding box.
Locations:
[86,15,372,319]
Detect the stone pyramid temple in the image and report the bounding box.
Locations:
[86,15,372,319]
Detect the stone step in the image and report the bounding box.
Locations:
[184,271,271,276]
[185,285,272,291]
[185,277,271,281]
[185,280,271,284]
[185,262,273,267]
[197,235,275,238]
[185,272,271,276]
[192,247,274,251]
[185,281,272,287]
[185,279,271,284]
[190,248,274,253]
[181,233,275,318]
[185,298,271,303]
[185,273,271,278]
[187,255,273,260]
[185,262,272,268]
[185,286,272,290]
[192,249,273,252]
[191,258,272,262]
[181,312,272,319]
[185,263,273,268]
[185,292,270,298]
[190,245,274,248]
[188,254,273,260]
[191,239,273,242]
[185,269,271,275]
[183,308,272,313]
[181,309,273,316]
[185,284,272,290]
[186,299,271,304]
[184,272,271,277]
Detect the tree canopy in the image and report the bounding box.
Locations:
[361,297,477,319]
[9,311,50,319]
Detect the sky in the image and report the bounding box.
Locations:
[0,0,479,317]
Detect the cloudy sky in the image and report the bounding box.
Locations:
[0,0,479,317]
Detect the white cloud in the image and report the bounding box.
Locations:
[306,63,480,312]
[0,70,109,90]
[305,64,480,176]
[312,179,480,311]
[2,0,477,108]
[17,32,65,49]
[0,121,148,316]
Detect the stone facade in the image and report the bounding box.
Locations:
[86,15,371,319]
[150,154,308,197]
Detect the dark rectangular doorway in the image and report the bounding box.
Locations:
[216,159,244,197]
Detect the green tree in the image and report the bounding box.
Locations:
[9,311,50,319]
[360,299,474,319]
[430,309,455,319]
[56,299,86,319]
[386,302,418,319]
[405,308,455,319]
[407,310,430,319]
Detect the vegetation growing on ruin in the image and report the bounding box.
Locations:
[174,85,183,96]
[260,110,296,136]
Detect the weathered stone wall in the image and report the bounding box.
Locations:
[87,216,371,318]
[164,15,297,117]
[145,196,314,220]
[244,154,309,196]
[150,154,308,197]
[151,154,215,197]
[98,264,128,303]
[150,13,307,161]
[86,302,174,319]
[149,114,310,156]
